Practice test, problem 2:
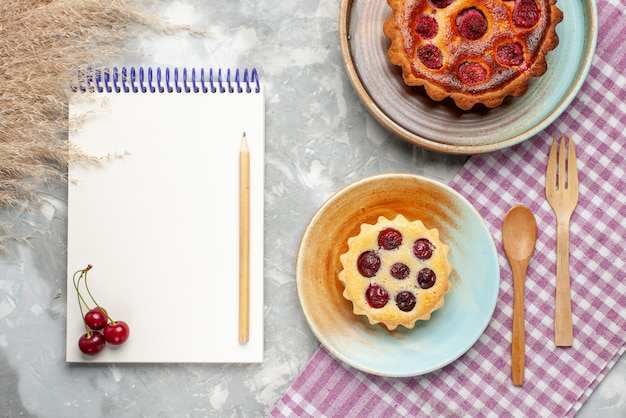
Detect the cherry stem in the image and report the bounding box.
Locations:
[83,270,101,308]
[72,266,92,336]
[72,268,92,310]
[83,271,115,324]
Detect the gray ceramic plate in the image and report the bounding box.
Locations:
[296,174,500,376]
[339,0,597,154]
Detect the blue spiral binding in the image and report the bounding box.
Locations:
[76,67,261,94]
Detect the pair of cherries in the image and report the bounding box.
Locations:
[73,265,130,356]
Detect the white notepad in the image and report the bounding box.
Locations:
[66,67,264,363]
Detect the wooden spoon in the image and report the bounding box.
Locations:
[502,204,537,386]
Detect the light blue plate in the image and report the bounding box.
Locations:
[296,174,500,377]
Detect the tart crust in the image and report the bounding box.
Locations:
[383,0,563,110]
[339,215,453,330]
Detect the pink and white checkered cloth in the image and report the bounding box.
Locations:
[270,2,626,417]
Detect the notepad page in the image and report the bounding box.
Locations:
[67,88,264,363]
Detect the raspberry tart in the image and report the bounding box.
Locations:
[383,0,563,110]
[339,215,453,330]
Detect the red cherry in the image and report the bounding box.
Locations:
[78,331,106,355]
[378,228,403,250]
[104,321,130,345]
[365,284,389,308]
[418,44,444,70]
[456,8,488,40]
[396,291,417,312]
[84,307,108,330]
[413,238,435,259]
[390,262,410,280]
[415,15,438,39]
[458,62,488,85]
[430,0,454,8]
[418,268,438,289]
[497,42,524,66]
[357,251,381,277]
[512,0,540,29]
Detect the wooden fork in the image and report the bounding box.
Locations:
[545,135,579,347]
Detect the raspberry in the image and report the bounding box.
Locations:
[512,0,541,29]
[378,228,403,250]
[415,15,438,39]
[417,44,444,70]
[390,262,410,280]
[357,251,381,277]
[365,284,389,308]
[497,42,524,66]
[413,238,435,259]
[417,268,437,289]
[456,8,488,40]
[396,291,417,312]
[458,62,488,84]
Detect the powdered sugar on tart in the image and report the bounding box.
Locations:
[383,0,563,110]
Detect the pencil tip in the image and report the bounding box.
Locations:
[240,133,249,151]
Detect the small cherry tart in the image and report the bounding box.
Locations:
[339,215,453,330]
[383,0,563,110]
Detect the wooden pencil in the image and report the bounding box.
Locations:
[239,132,250,343]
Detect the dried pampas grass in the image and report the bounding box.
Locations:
[0,0,190,242]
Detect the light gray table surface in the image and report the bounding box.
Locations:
[1,1,624,417]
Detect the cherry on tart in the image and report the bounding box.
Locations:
[513,0,542,28]
[390,262,410,280]
[418,268,437,289]
[413,238,435,259]
[497,42,525,66]
[366,284,390,308]
[415,15,438,39]
[378,228,403,250]
[339,215,453,330]
[396,291,417,312]
[418,44,444,70]
[456,8,488,40]
[431,0,455,7]
[357,251,381,277]
[383,0,563,109]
